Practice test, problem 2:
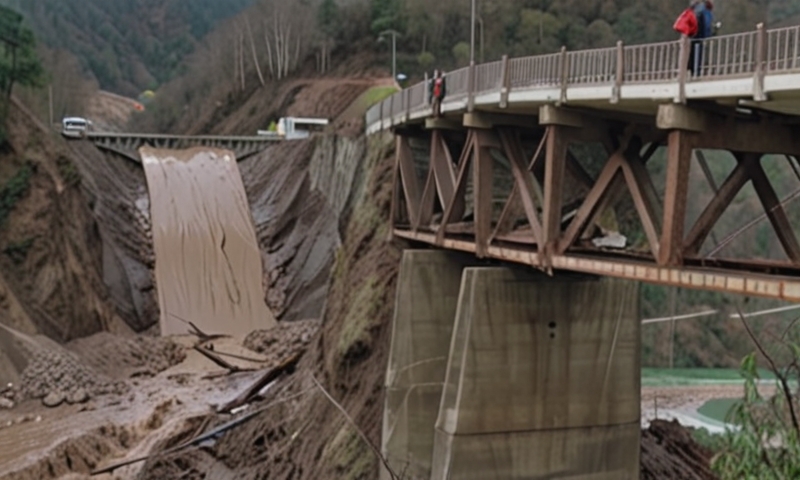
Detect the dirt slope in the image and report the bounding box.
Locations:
[0,99,124,342]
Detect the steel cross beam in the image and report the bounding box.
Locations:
[389,106,800,295]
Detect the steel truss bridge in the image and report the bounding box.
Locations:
[367,24,800,302]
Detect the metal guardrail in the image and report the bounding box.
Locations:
[623,40,681,82]
[768,25,800,71]
[367,24,800,130]
[696,31,759,78]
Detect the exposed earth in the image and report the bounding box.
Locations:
[0,74,745,479]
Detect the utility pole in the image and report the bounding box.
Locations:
[48,84,53,127]
[379,30,401,80]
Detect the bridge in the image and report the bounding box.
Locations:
[81,132,279,162]
[370,24,800,480]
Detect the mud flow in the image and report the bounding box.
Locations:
[140,146,275,338]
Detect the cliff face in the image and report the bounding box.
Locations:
[241,134,367,322]
[0,100,123,343]
[61,132,364,333]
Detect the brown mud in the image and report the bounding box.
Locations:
[140,146,275,337]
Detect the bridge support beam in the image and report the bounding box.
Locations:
[431,268,641,480]
[658,104,700,266]
[381,250,480,480]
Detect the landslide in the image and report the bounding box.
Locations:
[137,130,400,480]
[0,99,124,342]
[65,79,376,332]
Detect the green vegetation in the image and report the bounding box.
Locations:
[0,5,43,139]
[698,398,741,423]
[0,0,256,95]
[357,0,786,75]
[0,162,32,227]
[337,273,382,362]
[361,86,399,108]
[642,368,776,387]
[710,322,800,479]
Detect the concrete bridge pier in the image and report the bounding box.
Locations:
[430,267,641,480]
[381,250,483,479]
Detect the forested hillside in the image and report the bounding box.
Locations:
[0,0,256,96]
[370,0,800,73]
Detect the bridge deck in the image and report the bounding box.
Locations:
[367,25,800,133]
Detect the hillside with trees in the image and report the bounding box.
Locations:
[0,0,256,96]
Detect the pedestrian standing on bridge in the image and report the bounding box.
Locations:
[429,70,447,118]
[690,0,715,75]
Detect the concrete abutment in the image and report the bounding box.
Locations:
[383,250,641,479]
[381,250,481,479]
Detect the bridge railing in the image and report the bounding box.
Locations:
[696,30,759,78]
[623,40,682,83]
[367,24,800,130]
[475,60,505,93]
[446,67,471,99]
[568,47,617,85]
[508,52,562,87]
[768,24,800,72]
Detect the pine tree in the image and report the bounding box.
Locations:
[371,0,405,35]
[0,6,44,97]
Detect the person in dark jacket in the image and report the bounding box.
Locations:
[689,0,715,75]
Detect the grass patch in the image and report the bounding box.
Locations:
[359,86,399,109]
[337,274,382,362]
[322,428,373,480]
[642,367,776,387]
[336,86,400,123]
[698,398,741,423]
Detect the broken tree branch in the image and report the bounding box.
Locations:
[217,350,303,413]
[737,306,800,435]
[194,345,254,373]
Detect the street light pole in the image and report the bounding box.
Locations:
[470,0,476,65]
[379,29,400,80]
[392,32,397,80]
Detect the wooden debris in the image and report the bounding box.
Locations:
[217,350,303,413]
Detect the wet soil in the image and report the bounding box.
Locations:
[0,326,312,480]
[140,146,275,338]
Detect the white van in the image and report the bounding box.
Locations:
[61,117,92,138]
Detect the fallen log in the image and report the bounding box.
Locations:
[193,345,255,373]
[217,350,303,413]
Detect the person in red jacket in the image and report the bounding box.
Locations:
[428,70,447,117]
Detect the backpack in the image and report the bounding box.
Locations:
[433,78,443,98]
[673,8,698,37]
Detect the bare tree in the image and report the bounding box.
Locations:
[239,33,246,91]
[245,19,265,87]
[259,0,312,80]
